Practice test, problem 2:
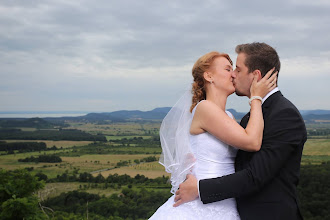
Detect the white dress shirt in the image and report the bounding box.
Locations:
[262,87,279,103]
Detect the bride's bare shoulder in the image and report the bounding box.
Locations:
[195,100,214,110]
[194,100,223,115]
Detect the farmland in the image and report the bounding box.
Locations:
[1,120,329,181]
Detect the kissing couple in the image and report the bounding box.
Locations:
[150,42,307,220]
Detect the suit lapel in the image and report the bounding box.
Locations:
[240,91,282,128]
[240,112,250,129]
[236,112,250,170]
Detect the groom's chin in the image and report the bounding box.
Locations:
[235,91,245,97]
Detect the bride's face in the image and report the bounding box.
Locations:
[209,57,235,94]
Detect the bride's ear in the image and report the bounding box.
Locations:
[203,71,213,83]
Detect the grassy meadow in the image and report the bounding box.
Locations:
[67,121,160,136]
[294,139,330,164]
[96,161,169,179]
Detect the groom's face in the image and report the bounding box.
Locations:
[233,53,255,98]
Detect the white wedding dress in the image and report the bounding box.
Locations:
[150,104,240,220]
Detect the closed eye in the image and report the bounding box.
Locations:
[225,65,233,72]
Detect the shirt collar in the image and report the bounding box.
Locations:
[262,87,279,104]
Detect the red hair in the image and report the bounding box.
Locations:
[190,51,232,112]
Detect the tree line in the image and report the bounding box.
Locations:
[116,156,157,167]
[43,170,168,186]
[54,142,161,157]
[0,128,107,141]
[307,128,330,138]
[0,141,47,152]
[18,154,62,163]
[0,117,65,129]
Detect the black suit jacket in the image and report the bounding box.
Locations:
[199,91,307,220]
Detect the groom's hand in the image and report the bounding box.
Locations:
[173,174,199,207]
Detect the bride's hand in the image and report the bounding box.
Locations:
[250,68,278,98]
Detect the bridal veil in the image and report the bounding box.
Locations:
[159,90,196,194]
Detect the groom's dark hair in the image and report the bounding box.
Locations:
[235,42,281,78]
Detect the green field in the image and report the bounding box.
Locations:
[0,149,162,178]
[1,137,328,182]
[96,161,168,179]
[303,139,330,155]
[301,138,330,164]
[1,121,329,200]
[67,122,160,136]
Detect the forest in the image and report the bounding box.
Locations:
[1,162,329,219]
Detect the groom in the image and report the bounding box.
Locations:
[174,42,307,220]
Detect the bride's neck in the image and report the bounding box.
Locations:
[205,91,227,111]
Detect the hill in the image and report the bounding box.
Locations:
[1,108,330,124]
[84,107,172,121]
[300,110,330,115]
[0,117,62,129]
[77,108,330,122]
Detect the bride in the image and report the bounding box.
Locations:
[149,51,277,220]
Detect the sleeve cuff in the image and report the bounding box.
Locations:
[197,179,201,198]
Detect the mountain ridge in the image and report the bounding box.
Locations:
[1,109,330,123]
[54,108,330,122]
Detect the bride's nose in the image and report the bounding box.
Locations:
[231,70,236,78]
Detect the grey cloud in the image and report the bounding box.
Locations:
[0,0,329,112]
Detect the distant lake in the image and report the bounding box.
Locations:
[0,112,88,118]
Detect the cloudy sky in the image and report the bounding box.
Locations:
[1,0,329,113]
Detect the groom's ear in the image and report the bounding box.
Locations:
[252,70,262,81]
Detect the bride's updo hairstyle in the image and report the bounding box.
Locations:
[190,51,233,112]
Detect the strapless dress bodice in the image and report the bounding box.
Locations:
[190,129,237,180]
